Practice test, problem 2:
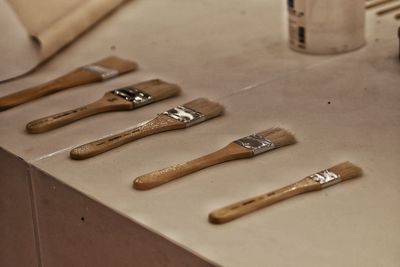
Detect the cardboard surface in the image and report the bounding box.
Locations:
[31,53,400,266]
[0,0,399,266]
[0,148,39,267]
[30,166,213,267]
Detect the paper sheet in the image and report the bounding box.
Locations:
[0,0,128,82]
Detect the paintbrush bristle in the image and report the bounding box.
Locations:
[328,162,363,181]
[183,98,224,120]
[257,128,297,148]
[136,79,181,101]
[96,56,138,74]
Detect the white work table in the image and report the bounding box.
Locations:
[1,1,399,266]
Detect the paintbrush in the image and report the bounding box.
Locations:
[70,98,224,160]
[26,79,180,134]
[209,162,363,224]
[133,128,296,190]
[366,0,398,9]
[0,56,138,111]
[376,3,400,15]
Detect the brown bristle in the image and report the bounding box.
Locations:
[328,162,363,181]
[136,80,181,101]
[183,98,224,120]
[257,128,297,148]
[96,56,138,74]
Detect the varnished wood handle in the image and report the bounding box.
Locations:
[133,143,252,190]
[26,93,133,133]
[0,70,100,111]
[26,101,111,133]
[70,115,185,160]
[209,178,321,224]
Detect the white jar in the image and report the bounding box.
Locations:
[288,0,366,54]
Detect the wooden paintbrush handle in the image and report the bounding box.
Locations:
[70,115,185,160]
[0,70,100,111]
[134,143,252,190]
[26,101,111,133]
[25,93,132,133]
[209,178,320,224]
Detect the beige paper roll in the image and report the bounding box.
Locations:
[35,0,128,59]
[0,0,129,82]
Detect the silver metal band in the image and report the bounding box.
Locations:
[163,106,205,127]
[80,64,119,80]
[310,170,341,188]
[112,87,153,107]
[234,134,275,155]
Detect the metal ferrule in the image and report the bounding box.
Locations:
[80,64,119,80]
[234,134,275,156]
[163,106,205,127]
[310,170,341,188]
[112,87,153,107]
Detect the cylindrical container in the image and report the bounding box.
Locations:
[288,0,366,54]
